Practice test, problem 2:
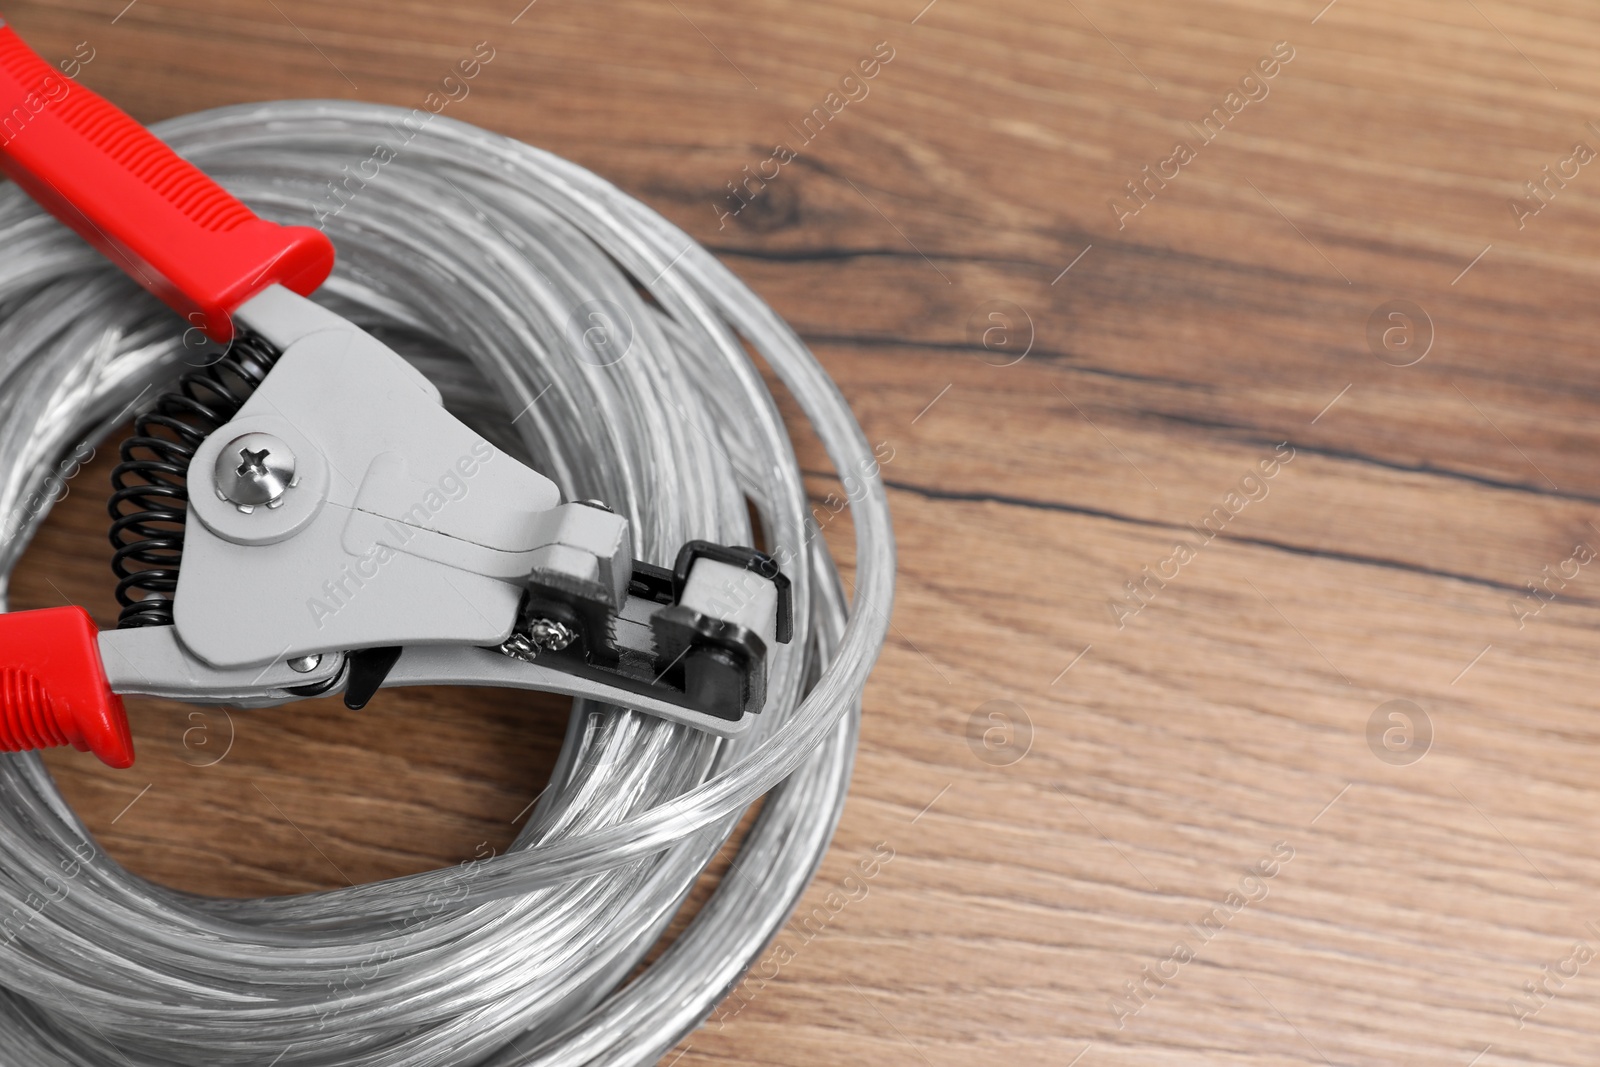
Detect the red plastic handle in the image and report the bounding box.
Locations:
[0,20,334,341]
[0,607,132,768]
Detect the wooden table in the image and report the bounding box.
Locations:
[9,0,1600,1063]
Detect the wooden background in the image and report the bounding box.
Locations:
[9,0,1600,1063]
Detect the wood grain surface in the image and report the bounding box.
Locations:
[8,0,1600,1063]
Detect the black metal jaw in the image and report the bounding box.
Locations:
[512,541,793,722]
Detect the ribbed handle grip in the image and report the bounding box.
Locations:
[0,607,133,768]
[0,20,334,340]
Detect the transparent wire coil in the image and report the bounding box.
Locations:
[0,101,895,1066]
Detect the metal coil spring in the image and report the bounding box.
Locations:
[107,333,282,628]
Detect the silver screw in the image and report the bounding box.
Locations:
[215,433,298,513]
[528,618,576,652]
[287,654,323,674]
[498,619,577,663]
[499,633,539,663]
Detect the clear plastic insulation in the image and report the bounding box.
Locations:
[0,101,895,1066]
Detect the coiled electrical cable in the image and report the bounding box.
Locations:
[0,101,895,1066]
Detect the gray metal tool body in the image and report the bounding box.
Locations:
[97,286,789,737]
